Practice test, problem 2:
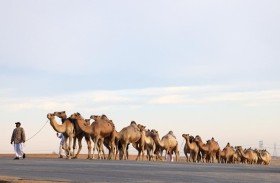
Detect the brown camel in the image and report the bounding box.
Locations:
[217,143,235,163]
[47,113,75,159]
[89,115,117,160]
[256,149,271,165]
[116,121,142,160]
[70,113,115,159]
[236,146,258,164]
[194,135,220,163]
[151,130,179,162]
[54,111,92,159]
[137,124,156,161]
[182,134,200,162]
[96,127,119,160]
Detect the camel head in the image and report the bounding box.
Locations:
[53,111,67,119]
[90,115,103,121]
[182,134,194,142]
[235,146,243,153]
[137,124,146,131]
[70,112,83,120]
[182,134,190,140]
[194,135,202,142]
[47,113,55,120]
[151,129,159,138]
[84,119,91,126]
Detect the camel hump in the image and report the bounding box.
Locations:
[168,131,176,139]
[101,114,109,120]
[108,120,115,130]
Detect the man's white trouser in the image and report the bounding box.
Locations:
[59,140,64,156]
[14,143,23,158]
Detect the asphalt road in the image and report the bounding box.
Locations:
[0,157,279,183]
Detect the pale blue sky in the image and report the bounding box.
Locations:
[1,1,280,155]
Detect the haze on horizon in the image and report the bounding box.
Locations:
[0,1,279,155]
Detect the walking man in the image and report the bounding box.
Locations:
[57,132,65,158]
[11,122,26,160]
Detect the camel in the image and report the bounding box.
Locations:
[70,113,115,159]
[256,149,271,165]
[137,124,156,161]
[95,128,119,160]
[194,135,220,163]
[236,146,258,164]
[53,111,92,159]
[217,143,235,163]
[116,121,142,160]
[47,113,75,159]
[233,148,242,164]
[182,134,200,162]
[151,130,179,162]
[89,115,117,160]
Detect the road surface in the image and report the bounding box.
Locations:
[0,157,279,182]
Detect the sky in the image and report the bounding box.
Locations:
[1,1,280,156]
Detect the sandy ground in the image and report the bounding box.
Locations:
[1,154,279,182]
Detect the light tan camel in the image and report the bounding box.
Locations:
[116,121,142,160]
[90,115,117,160]
[217,143,235,163]
[95,127,119,160]
[151,130,179,162]
[256,149,271,165]
[137,124,156,161]
[194,135,220,163]
[182,134,200,162]
[54,111,92,159]
[70,113,115,159]
[233,149,241,164]
[47,113,75,159]
[236,146,258,164]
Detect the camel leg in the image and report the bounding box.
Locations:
[74,136,83,159]
[114,139,119,160]
[141,144,145,161]
[168,151,173,162]
[175,151,179,162]
[99,139,105,160]
[122,143,127,160]
[72,137,76,156]
[108,137,115,160]
[63,136,69,158]
[92,136,99,159]
[115,140,120,160]
[132,143,141,161]
[85,136,92,159]
[193,151,198,163]
[68,135,74,159]
[147,148,151,161]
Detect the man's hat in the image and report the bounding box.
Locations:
[15,122,21,125]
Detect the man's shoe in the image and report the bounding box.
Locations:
[58,155,63,158]
[23,153,26,159]
[13,157,19,160]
